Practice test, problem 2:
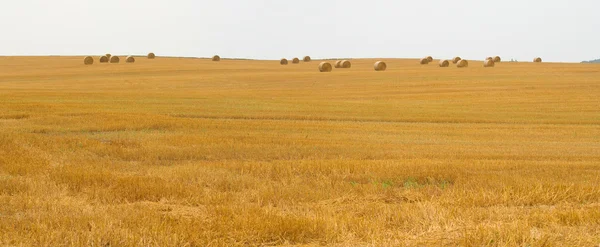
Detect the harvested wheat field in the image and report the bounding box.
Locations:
[0,56,599,246]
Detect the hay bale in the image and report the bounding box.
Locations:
[83,56,94,65]
[126,56,135,63]
[148,53,156,59]
[439,60,450,67]
[340,60,351,68]
[452,56,462,64]
[303,56,311,62]
[318,62,332,72]
[292,58,300,64]
[334,60,343,68]
[280,58,288,65]
[420,58,429,65]
[109,56,120,64]
[457,59,468,68]
[99,56,109,63]
[533,57,542,63]
[493,56,501,63]
[106,54,112,60]
[212,55,221,61]
[374,61,387,71]
[426,56,433,63]
[483,59,495,67]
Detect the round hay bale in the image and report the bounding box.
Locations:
[439,60,450,67]
[126,56,135,63]
[493,56,501,63]
[99,56,109,63]
[109,56,120,63]
[292,58,300,64]
[83,56,94,65]
[483,59,495,67]
[148,53,156,59]
[318,62,332,72]
[212,55,221,61]
[420,58,429,65]
[457,59,468,68]
[280,58,288,65]
[533,57,542,63]
[334,60,343,68]
[452,57,462,64]
[426,56,433,63]
[340,60,351,68]
[374,61,387,71]
[303,56,311,62]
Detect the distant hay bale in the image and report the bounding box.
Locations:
[280,58,288,65]
[109,56,120,64]
[126,56,135,63]
[99,56,109,63]
[426,56,433,62]
[303,56,311,62]
[494,56,501,63]
[292,58,300,64]
[533,57,542,63]
[439,60,450,67]
[147,53,156,59]
[452,57,462,64]
[106,54,112,60]
[340,60,351,68]
[457,59,468,68]
[374,61,387,71]
[420,58,429,65]
[334,60,343,68]
[212,55,221,61]
[83,56,94,65]
[318,62,332,72]
[483,59,495,67]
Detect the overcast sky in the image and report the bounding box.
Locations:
[0,0,597,62]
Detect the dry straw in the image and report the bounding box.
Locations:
[99,56,109,63]
[334,60,343,68]
[439,60,450,67]
[318,62,332,72]
[420,58,429,65]
[280,58,288,65]
[426,56,433,63]
[452,57,462,64]
[374,61,387,71]
[212,55,221,61]
[303,56,311,62]
[494,56,501,63]
[292,58,300,64]
[126,56,135,63]
[148,53,156,59]
[340,60,351,68]
[83,56,94,65]
[533,57,542,63]
[110,56,120,64]
[457,59,468,68]
[483,59,495,67]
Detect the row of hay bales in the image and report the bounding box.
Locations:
[84,53,156,65]
[420,56,543,68]
[317,61,387,72]
[280,56,312,65]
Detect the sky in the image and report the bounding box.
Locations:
[0,0,597,62]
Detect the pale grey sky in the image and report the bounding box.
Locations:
[0,0,597,62]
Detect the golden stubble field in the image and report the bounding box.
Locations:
[0,56,599,246]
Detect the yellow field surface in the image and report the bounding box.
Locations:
[1,56,599,246]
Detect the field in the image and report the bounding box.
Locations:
[0,56,599,246]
